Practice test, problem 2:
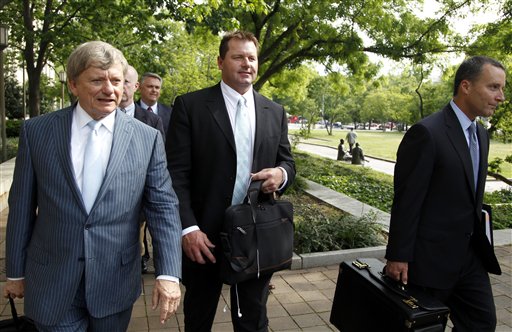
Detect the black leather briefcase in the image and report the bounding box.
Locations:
[330,258,450,332]
[220,180,294,285]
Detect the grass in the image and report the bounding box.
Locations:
[290,128,512,178]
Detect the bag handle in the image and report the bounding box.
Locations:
[9,297,22,330]
[352,260,443,312]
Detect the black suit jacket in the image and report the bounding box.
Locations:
[166,84,295,247]
[134,104,165,140]
[136,100,172,135]
[386,104,501,289]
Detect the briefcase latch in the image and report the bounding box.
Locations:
[402,298,419,309]
[352,259,369,270]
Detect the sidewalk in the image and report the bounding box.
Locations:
[0,210,511,331]
[295,143,512,193]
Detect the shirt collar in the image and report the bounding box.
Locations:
[120,103,135,117]
[140,100,157,111]
[450,99,475,131]
[75,102,116,133]
[220,81,254,109]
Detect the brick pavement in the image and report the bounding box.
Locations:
[0,206,510,331]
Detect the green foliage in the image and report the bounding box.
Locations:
[4,75,24,119]
[295,149,512,230]
[484,189,512,229]
[294,208,385,254]
[294,151,394,212]
[6,119,22,138]
[1,138,19,163]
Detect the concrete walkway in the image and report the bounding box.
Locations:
[295,142,512,193]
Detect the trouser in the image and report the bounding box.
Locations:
[182,259,271,332]
[34,276,132,332]
[419,249,496,332]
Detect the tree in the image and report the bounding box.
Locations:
[0,0,190,117]
[181,0,473,91]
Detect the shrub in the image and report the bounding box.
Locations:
[294,151,394,212]
[484,188,512,229]
[294,208,385,254]
[6,119,22,138]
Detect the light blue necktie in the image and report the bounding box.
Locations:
[468,123,479,190]
[232,97,252,204]
[82,120,104,213]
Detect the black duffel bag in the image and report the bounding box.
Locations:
[220,180,294,285]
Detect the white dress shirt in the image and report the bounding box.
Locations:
[71,104,114,193]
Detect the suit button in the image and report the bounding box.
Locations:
[85,225,90,230]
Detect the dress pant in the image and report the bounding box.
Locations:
[182,258,271,332]
[418,247,496,332]
[33,275,132,332]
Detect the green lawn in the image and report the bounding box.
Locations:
[290,128,512,178]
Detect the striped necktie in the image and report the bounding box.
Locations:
[232,97,252,204]
[82,120,104,213]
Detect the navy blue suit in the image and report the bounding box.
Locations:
[386,104,501,330]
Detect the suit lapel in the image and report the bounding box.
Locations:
[253,92,271,161]
[476,123,488,199]
[208,85,236,152]
[443,106,477,196]
[54,106,85,208]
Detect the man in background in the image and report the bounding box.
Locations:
[137,72,172,135]
[386,56,505,331]
[345,128,357,154]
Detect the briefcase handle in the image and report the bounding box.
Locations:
[352,260,447,312]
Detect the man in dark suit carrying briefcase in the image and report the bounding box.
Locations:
[166,31,295,332]
[385,56,505,331]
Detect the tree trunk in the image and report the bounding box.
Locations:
[27,70,41,118]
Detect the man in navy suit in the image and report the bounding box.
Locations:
[386,56,505,331]
[136,72,172,135]
[3,41,182,331]
[167,31,295,332]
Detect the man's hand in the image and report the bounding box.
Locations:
[182,230,216,264]
[152,280,181,324]
[385,260,409,285]
[3,280,25,299]
[251,167,284,194]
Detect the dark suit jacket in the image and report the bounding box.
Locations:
[166,84,295,247]
[136,100,172,135]
[134,104,165,141]
[5,107,182,325]
[386,104,501,289]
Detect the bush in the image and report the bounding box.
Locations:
[294,151,394,212]
[294,207,385,254]
[293,150,512,230]
[6,119,22,138]
[484,188,512,229]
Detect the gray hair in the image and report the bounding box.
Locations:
[66,41,128,82]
